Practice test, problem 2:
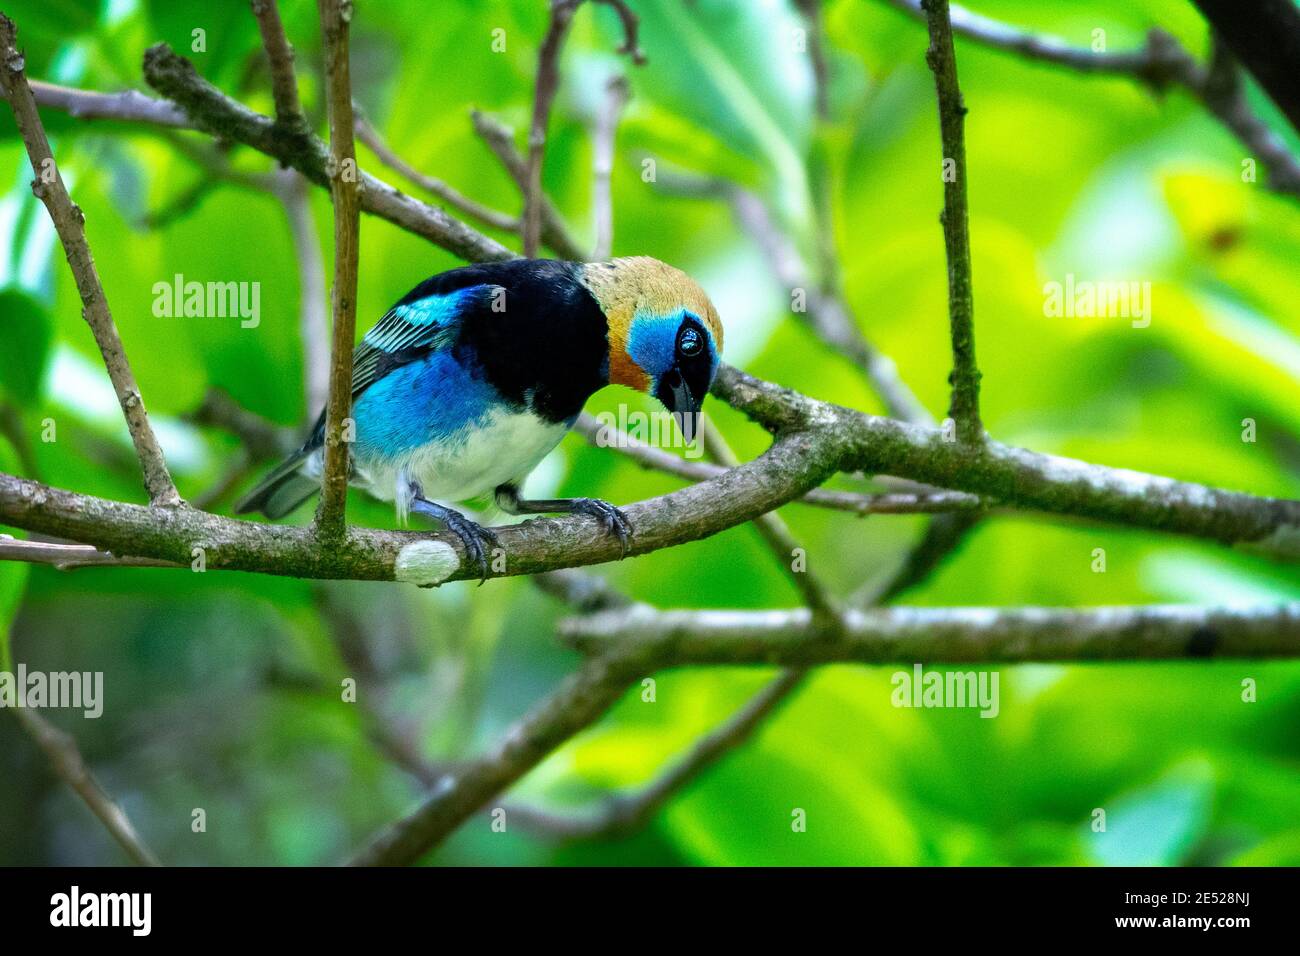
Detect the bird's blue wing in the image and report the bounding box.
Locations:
[350,283,496,397]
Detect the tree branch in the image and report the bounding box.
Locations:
[1191,0,1300,136]
[347,647,650,865]
[561,602,1300,663]
[922,0,982,444]
[886,0,1300,197]
[578,408,981,514]
[0,410,844,582]
[505,667,807,841]
[313,0,361,537]
[5,364,1300,579]
[736,369,1300,556]
[141,43,516,263]
[0,15,181,506]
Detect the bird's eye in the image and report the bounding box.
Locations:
[678,326,703,357]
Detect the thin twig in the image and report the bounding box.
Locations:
[506,668,807,840]
[139,174,221,229]
[532,568,635,614]
[523,0,581,257]
[922,0,982,444]
[12,707,162,865]
[250,0,308,132]
[701,418,838,619]
[852,511,979,607]
[313,0,361,537]
[794,0,832,119]
[190,452,257,512]
[0,534,178,569]
[0,15,180,506]
[887,0,1160,74]
[272,170,331,411]
[23,78,190,126]
[140,44,518,262]
[1189,0,1300,136]
[186,387,295,459]
[590,75,629,260]
[652,165,932,425]
[523,0,645,257]
[311,585,455,785]
[470,109,586,259]
[347,647,650,865]
[354,113,519,232]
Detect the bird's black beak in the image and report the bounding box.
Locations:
[659,368,702,443]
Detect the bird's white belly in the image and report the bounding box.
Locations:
[346,408,570,520]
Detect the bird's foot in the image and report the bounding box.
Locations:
[410,497,500,585]
[568,498,632,558]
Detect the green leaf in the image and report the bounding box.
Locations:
[0,287,52,403]
[143,0,260,87]
[1087,760,1215,866]
[0,437,30,668]
[632,0,813,218]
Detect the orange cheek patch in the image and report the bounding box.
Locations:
[609,350,650,391]
[604,302,651,392]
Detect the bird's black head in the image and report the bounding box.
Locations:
[582,257,723,443]
[652,314,715,442]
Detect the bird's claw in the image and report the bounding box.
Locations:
[442,513,500,585]
[410,491,501,584]
[570,497,632,558]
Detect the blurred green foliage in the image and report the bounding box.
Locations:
[1,0,1299,866]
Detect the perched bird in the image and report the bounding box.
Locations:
[236,256,724,578]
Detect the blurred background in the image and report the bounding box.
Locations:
[2,0,1299,866]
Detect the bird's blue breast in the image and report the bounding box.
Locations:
[351,348,501,460]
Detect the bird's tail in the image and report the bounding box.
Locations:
[234,449,320,519]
